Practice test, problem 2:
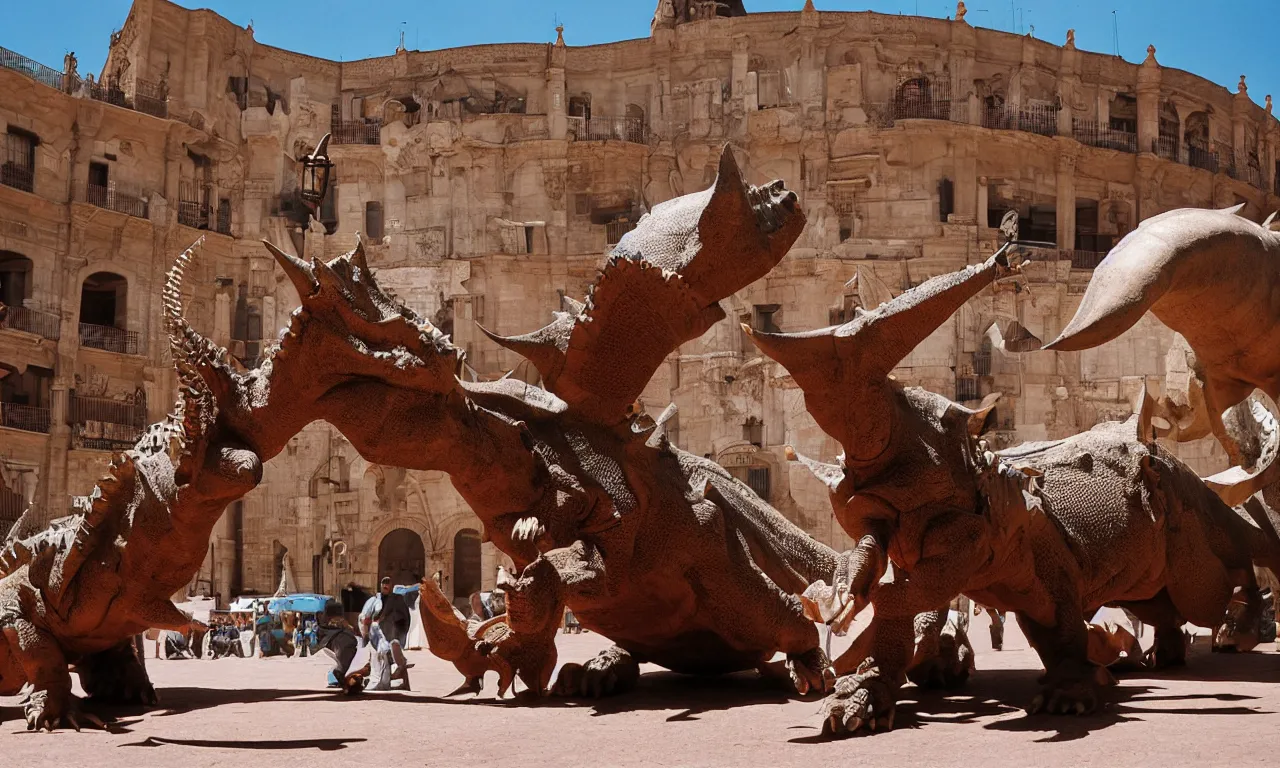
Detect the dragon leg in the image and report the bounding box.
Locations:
[1117,590,1187,669]
[4,620,102,731]
[76,639,158,706]
[821,614,916,736]
[551,645,641,699]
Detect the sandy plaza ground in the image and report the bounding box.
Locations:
[2,614,1278,768]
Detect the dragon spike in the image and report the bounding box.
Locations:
[741,324,837,385]
[477,321,569,383]
[1265,211,1278,228]
[312,253,346,296]
[263,239,316,299]
[1221,202,1247,216]
[561,294,586,316]
[784,445,845,494]
[349,232,370,275]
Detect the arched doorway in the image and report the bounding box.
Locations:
[452,528,482,611]
[378,528,425,587]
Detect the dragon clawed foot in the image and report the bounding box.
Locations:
[550,646,640,698]
[22,686,106,732]
[820,660,897,737]
[1027,666,1102,716]
[786,647,835,696]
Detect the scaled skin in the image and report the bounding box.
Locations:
[259,147,848,699]
[0,246,281,730]
[1046,206,1280,485]
[747,253,1280,736]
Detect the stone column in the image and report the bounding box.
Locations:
[1232,77,1250,170]
[1055,146,1078,250]
[547,26,568,141]
[976,175,989,229]
[1136,46,1161,154]
[1057,31,1080,137]
[948,11,979,126]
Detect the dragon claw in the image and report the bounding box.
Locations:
[819,661,896,737]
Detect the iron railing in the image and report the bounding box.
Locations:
[331,119,381,145]
[0,305,60,340]
[178,179,212,229]
[0,403,50,434]
[78,322,140,355]
[605,219,638,246]
[1072,119,1137,153]
[567,116,648,144]
[69,392,145,427]
[1186,144,1218,173]
[972,349,992,376]
[216,199,232,235]
[80,180,150,219]
[0,47,167,119]
[981,104,1060,137]
[955,375,981,402]
[1215,141,1237,179]
[132,77,168,119]
[1152,135,1179,162]
[0,46,63,90]
[1,132,36,193]
[891,97,955,122]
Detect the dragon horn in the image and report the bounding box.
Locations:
[742,324,838,385]
[349,233,371,275]
[263,239,316,298]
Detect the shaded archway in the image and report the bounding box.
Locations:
[79,271,127,328]
[0,252,32,307]
[379,527,425,587]
[452,528,482,611]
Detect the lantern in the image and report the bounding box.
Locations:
[298,133,333,207]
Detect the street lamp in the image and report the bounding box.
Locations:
[298,133,333,209]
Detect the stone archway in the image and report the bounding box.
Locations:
[378,528,426,587]
[452,528,482,611]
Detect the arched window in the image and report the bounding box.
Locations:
[79,272,136,354]
[79,272,127,328]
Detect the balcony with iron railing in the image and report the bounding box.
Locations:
[0,403,51,434]
[331,119,382,145]
[178,180,212,229]
[1071,119,1137,153]
[981,104,1060,137]
[77,179,151,219]
[68,393,144,450]
[79,322,141,355]
[567,116,648,144]
[0,305,61,340]
[1152,135,1180,163]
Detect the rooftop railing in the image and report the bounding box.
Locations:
[981,104,1060,137]
[0,305,61,340]
[0,46,168,119]
[79,322,141,355]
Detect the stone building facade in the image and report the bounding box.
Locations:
[2,0,1278,607]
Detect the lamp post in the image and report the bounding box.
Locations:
[298,133,333,213]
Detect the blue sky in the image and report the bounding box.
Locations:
[2,1,1276,109]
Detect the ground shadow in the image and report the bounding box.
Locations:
[129,687,333,718]
[385,669,796,721]
[788,660,1274,745]
[120,736,365,751]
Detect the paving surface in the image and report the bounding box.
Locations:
[3,616,1278,767]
